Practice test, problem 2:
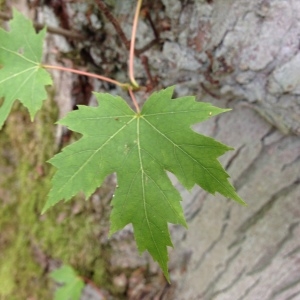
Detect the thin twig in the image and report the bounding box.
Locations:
[0,11,84,40]
[129,0,143,88]
[143,8,160,40]
[42,64,130,89]
[135,38,161,55]
[81,276,107,300]
[95,0,130,50]
[128,88,140,113]
[141,55,154,87]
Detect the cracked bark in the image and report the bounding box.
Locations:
[3,0,300,299]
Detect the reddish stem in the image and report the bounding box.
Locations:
[128,88,140,113]
[129,0,143,88]
[42,64,130,89]
[95,0,130,50]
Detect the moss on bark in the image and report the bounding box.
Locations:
[0,96,110,299]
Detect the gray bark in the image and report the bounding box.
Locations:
[5,0,299,299]
[111,1,300,299]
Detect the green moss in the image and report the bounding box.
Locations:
[0,98,111,299]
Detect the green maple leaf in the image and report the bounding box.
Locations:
[0,10,52,129]
[44,87,245,280]
[50,265,84,300]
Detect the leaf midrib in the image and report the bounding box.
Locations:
[136,117,164,264]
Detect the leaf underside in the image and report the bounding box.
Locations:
[0,9,52,129]
[44,87,245,280]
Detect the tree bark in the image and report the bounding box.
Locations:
[0,0,299,299]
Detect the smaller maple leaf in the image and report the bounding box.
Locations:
[0,9,52,129]
[44,87,245,280]
[50,265,84,300]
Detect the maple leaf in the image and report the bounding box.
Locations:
[50,265,84,300]
[44,87,245,280]
[0,10,52,129]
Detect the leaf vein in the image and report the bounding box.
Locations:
[56,117,136,195]
[0,46,38,65]
[143,117,233,195]
[0,66,38,85]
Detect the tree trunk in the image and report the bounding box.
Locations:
[0,0,299,299]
